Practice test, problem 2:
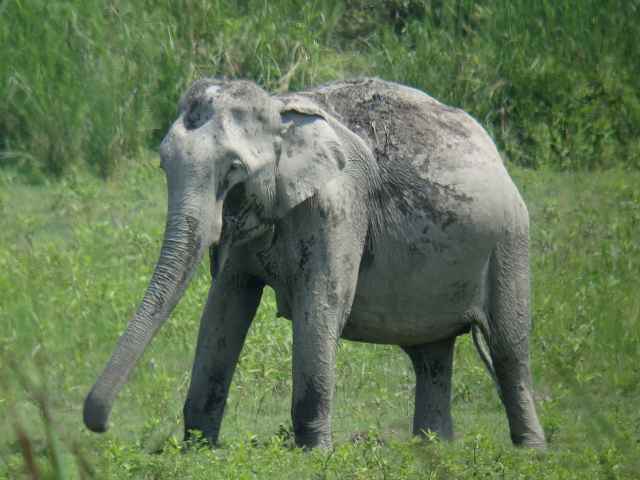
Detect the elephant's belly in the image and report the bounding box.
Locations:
[342,308,471,345]
[342,247,490,346]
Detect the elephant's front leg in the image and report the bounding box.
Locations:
[291,273,360,448]
[288,195,365,449]
[291,300,341,449]
[183,266,263,446]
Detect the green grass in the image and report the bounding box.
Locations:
[2,0,639,177]
[1,158,638,478]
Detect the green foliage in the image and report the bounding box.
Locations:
[1,0,639,177]
[368,0,640,169]
[1,162,639,478]
[1,1,162,178]
[0,0,359,179]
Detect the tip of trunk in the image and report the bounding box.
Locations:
[83,391,111,433]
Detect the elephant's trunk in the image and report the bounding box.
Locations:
[84,211,210,433]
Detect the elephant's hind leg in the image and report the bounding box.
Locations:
[486,234,546,449]
[402,337,455,440]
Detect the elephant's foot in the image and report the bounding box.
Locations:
[183,405,223,448]
[295,434,332,450]
[183,424,219,448]
[293,422,333,450]
[511,430,547,450]
[413,418,454,442]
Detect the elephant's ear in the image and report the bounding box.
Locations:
[274,98,349,217]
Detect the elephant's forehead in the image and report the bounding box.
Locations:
[205,85,223,97]
[196,86,260,107]
[203,96,260,118]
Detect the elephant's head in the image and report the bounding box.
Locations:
[83,79,373,432]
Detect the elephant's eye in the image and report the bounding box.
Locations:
[184,101,213,130]
[228,160,245,176]
[218,160,246,199]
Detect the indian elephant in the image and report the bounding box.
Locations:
[83,78,546,450]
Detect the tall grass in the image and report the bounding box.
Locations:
[371,0,640,169]
[1,0,639,176]
[0,0,354,178]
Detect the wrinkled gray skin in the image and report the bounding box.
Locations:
[84,78,546,450]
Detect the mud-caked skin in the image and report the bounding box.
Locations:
[83,78,546,450]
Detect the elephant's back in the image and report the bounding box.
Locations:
[289,79,522,240]
[285,78,503,174]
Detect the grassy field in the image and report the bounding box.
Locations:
[1,157,638,478]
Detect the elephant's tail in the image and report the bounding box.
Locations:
[468,310,502,401]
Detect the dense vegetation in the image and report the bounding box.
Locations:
[1,0,639,177]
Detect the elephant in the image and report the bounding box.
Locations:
[83,78,546,450]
